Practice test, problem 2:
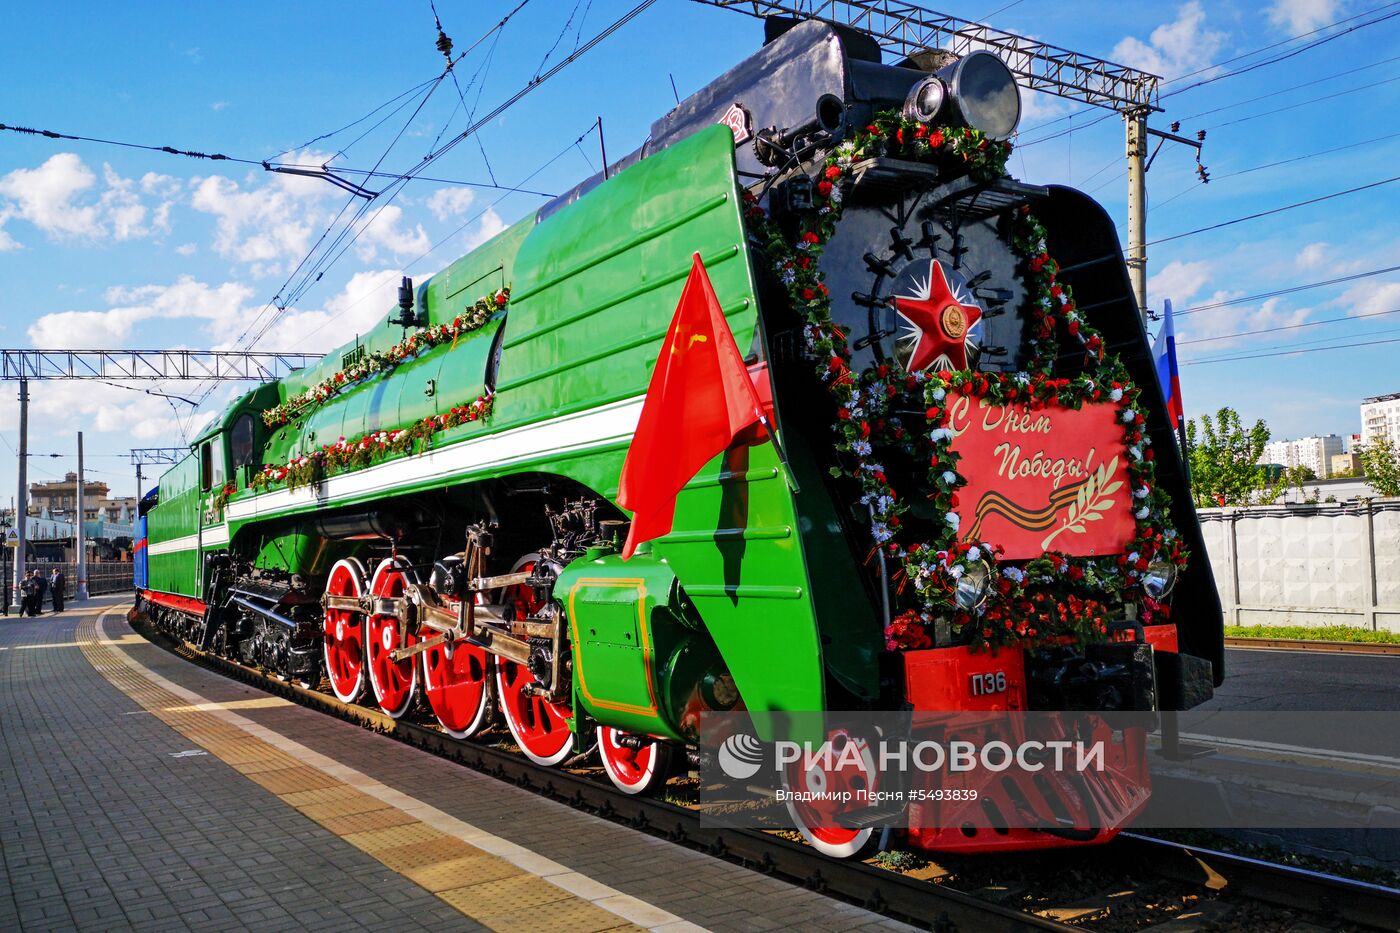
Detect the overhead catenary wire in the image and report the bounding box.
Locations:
[1015,1,1400,144]
[1149,130,1400,213]
[294,122,601,348]
[1176,263,1400,315]
[240,0,660,356]
[1181,333,1400,365]
[1179,306,1400,345]
[1147,175,1400,246]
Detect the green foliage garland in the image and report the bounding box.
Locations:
[262,287,509,428]
[249,394,494,493]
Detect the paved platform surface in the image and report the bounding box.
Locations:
[0,598,916,933]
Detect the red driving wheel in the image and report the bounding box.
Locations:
[420,598,492,739]
[598,726,670,795]
[365,557,419,719]
[782,728,877,858]
[323,558,367,703]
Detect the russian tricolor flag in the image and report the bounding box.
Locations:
[1153,299,1184,429]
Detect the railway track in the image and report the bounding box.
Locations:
[131,616,1400,932]
[1225,636,1400,657]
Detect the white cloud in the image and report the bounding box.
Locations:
[355,204,431,261]
[28,276,255,349]
[0,153,178,247]
[1149,259,1213,304]
[1338,279,1400,317]
[0,153,101,238]
[211,100,229,112]
[1296,242,1330,269]
[188,151,436,273]
[189,171,322,270]
[1268,0,1343,34]
[245,269,409,353]
[426,186,476,221]
[462,208,507,252]
[176,242,197,256]
[1111,2,1227,79]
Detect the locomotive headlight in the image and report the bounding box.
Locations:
[903,75,947,124]
[1142,559,1178,599]
[955,560,993,611]
[941,50,1022,140]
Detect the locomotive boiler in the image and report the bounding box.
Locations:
[137,19,1222,858]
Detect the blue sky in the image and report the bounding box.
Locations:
[1,0,1397,502]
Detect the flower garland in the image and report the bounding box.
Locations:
[262,287,509,428]
[743,112,1187,651]
[249,394,494,493]
[211,482,236,516]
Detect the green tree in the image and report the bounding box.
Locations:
[1185,407,1273,508]
[1357,437,1400,497]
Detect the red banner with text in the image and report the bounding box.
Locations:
[946,393,1136,560]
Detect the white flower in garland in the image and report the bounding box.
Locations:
[852,439,872,456]
[948,563,966,579]
[1134,486,1150,499]
[930,386,945,401]
[1121,408,1136,423]
[945,511,961,531]
[872,522,893,543]
[1135,506,1150,520]
[941,470,958,485]
[1128,446,1143,461]
[930,427,953,443]
[967,545,981,561]
[1014,372,1030,386]
[1110,387,1124,402]
[1003,566,1025,584]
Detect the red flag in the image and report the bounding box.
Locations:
[618,253,767,560]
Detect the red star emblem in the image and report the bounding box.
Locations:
[892,260,982,372]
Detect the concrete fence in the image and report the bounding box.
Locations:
[1198,499,1400,632]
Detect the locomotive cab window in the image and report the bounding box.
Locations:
[199,437,224,490]
[229,414,256,467]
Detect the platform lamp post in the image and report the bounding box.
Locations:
[1,516,13,615]
[11,378,26,614]
[76,431,88,601]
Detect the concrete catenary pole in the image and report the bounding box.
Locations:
[76,431,88,600]
[1125,108,1149,324]
[11,379,26,613]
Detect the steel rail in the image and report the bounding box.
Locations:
[1114,832,1400,931]
[134,618,1069,932]
[1224,636,1400,657]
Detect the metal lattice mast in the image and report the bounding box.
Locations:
[131,448,190,501]
[4,348,315,602]
[691,0,1166,320]
[690,0,1160,109]
[0,349,319,381]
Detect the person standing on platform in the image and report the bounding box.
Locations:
[22,571,38,616]
[49,568,65,613]
[33,570,47,616]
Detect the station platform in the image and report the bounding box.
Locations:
[0,597,915,933]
